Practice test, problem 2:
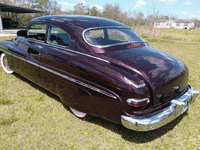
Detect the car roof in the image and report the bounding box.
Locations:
[30,15,128,29]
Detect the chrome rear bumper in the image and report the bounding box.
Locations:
[121,85,199,131]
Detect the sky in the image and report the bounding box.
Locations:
[56,0,200,20]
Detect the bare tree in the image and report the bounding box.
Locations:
[73,2,89,15]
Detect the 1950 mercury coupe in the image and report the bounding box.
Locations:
[0,15,199,131]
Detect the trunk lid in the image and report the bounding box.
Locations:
[103,46,189,106]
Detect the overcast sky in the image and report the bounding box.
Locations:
[56,0,200,19]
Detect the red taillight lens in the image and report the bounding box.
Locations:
[127,98,150,107]
[127,45,143,49]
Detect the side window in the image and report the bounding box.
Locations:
[47,26,71,46]
[27,24,47,41]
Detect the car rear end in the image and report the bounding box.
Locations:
[113,47,200,131]
[121,85,199,131]
[107,47,199,131]
[82,25,199,131]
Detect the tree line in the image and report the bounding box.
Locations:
[0,0,199,28]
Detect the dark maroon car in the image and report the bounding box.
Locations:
[0,15,199,131]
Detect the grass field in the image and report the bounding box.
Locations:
[0,30,200,150]
[133,26,200,42]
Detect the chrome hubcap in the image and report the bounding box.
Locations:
[70,107,87,118]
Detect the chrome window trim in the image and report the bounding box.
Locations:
[11,54,117,99]
[27,38,46,44]
[82,26,146,48]
[27,38,110,63]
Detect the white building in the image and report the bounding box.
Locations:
[154,20,196,29]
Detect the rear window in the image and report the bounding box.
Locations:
[84,28,144,47]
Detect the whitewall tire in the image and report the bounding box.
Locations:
[69,107,92,120]
[0,53,13,74]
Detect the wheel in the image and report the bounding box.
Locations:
[69,107,92,120]
[0,53,13,74]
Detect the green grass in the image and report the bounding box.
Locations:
[0,34,200,149]
[133,26,200,42]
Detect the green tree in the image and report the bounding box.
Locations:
[102,4,113,19]
[90,6,98,16]
[102,3,123,22]
[112,4,121,21]
[164,15,169,20]
[102,3,133,26]
[195,20,200,27]
[136,12,145,26]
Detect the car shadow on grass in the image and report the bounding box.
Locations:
[14,73,188,143]
[87,112,187,143]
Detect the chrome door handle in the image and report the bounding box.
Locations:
[36,45,43,50]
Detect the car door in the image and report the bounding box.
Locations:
[39,25,97,115]
[26,24,47,85]
[12,23,47,85]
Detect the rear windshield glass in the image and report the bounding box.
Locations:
[84,28,144,47]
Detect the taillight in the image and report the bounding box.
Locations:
[127,98,150,107]
[127,45,143,49]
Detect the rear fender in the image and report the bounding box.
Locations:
[56,78,97,116]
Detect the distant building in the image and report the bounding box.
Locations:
[154,20,196,29]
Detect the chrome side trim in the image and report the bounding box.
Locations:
[27,38,110,63]
[124,77,146,88]
[12,54,117,99]
[1,51,11,55]
[12,54,28,64]
[121,85,199,131]
[39,65,117,99]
